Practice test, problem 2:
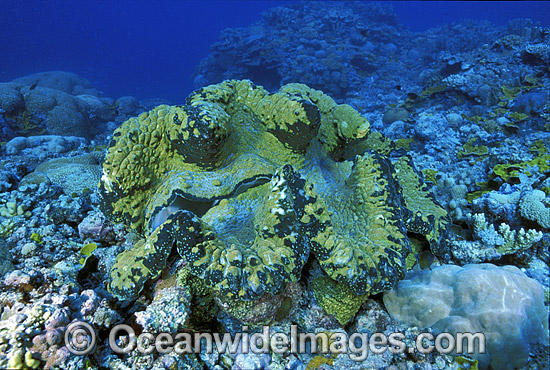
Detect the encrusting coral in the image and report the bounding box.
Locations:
[99,80,450,316]
[20,152,103,196]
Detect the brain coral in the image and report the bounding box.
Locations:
[99,80,449,303]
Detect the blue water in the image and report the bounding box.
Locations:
[1,1,549,103]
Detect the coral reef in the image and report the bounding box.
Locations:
[0,240,14,276]
[193,2,404,101]
[0,300,66,369]
[0,3,549,369]
[11,71,100,96]
[77,210,117,243]
[0,71,114,140]
[0,161,27,192]
[134,286,191,333]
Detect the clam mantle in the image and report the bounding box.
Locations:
[98,80,450,302]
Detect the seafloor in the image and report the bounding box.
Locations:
[0,2,549,370]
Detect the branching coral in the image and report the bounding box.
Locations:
[472,213,543,255]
